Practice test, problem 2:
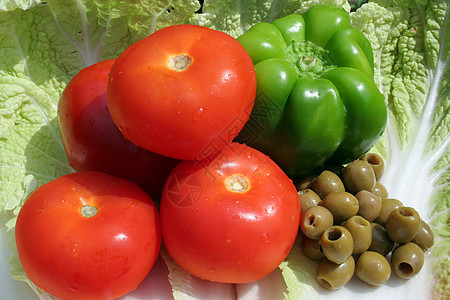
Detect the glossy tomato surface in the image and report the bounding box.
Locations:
[57,59,178,198]
[160,143,301,283]
[15,171,162,300]
[107,25,256,160]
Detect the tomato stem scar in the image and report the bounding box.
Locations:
[225,174,250,193]
[80,205,98,218]
[168,54,192,71]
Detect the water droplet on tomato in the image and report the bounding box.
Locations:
[34,208,44,215]
[89,119,95,126]
[209,268,216,273]
[192,107,204,122]
[192,207,199,213]
[72,243,78,257]
[69,285,79,292]
[232,215,240,220]
[261,232,270,243]
[253,167,273,177]
[222,72,233,82]
[114,233,127,241]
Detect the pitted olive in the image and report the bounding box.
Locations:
[320,192,359,224]
[342,160,376,194]
[310,170,345,199]
[298,189,321,213]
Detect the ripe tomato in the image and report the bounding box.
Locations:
[57,59,179,198]
[107,25,256,160]
[160,143,300,283]
[15,171,162,300]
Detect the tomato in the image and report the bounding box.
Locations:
[15,171,162,300]
[160,143,300,283]
[57,59,179,198]
[107,25,256,161]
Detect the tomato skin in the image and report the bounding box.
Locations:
[57,59,178,198]
[107,25,256,160]
[160,143,300,283]
[15,171,162,300]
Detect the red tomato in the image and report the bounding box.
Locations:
[15,171,162,300]
[57,59,179,198]
[160,143,300,283]
[107,25,256,160]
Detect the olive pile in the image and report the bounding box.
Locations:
[296,153,434,290]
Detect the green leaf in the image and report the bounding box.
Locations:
[0,0,200,297]
[160,247,236,300]
[189,0,350,38]
[352,1,449,298]
[0,0,42,11]
[278,241,318,300]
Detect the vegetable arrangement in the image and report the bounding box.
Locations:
[0,1,448,300]
[15,20,264,299]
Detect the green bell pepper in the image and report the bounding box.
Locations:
[236,4,387,179]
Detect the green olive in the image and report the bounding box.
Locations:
[371,182,389,200]
[369,223,394,256]
[355,190,382,222]
[342,216,372,255]
[298,189,321,213]
[391,242,424,279]
[320,192,359,224]
[321,226,354,264]
[355,251,391,286]
[342,160,376,194]
[310,170,345,199]
[386,207,421,243]
[375,198,403,226]
[361,153,385,181]
[301,236,324,260]
[300,206,334,240]
[412,219,434,252]
[317,256,355,290]
[296,175,315,190]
